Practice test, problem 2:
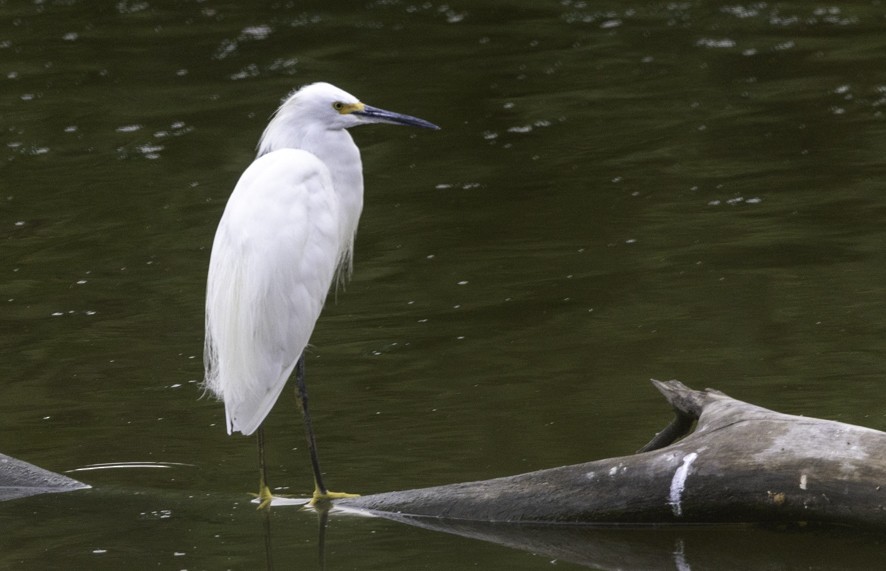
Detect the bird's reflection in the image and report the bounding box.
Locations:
[259,499,331,571]
[316,506,329,571]
[260,507,274,571]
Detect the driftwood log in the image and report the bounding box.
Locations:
[338,380,886,529]
[0,453,89,502]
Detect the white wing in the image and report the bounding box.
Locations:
[204,148,344,435]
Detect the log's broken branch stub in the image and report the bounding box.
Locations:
[637,379,705,453]
[339,380,886,529]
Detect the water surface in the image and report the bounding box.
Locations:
[2,1,886,568]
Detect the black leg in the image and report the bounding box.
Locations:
[294,355,329,497]
[256,425,274,508]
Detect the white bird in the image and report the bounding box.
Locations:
[203,82,438,506]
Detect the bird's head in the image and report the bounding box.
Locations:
[280,82,439,131]
[257,82,438,157]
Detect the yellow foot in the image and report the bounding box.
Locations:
[251,482,275,510]
[310,489,360,506]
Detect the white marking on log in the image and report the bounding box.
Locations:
[800,473,808,490]
[607,463,626,477]
[669,452,698,517]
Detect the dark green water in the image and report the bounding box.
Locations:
[2,1,886,568]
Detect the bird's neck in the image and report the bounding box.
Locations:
[258,121,365,266]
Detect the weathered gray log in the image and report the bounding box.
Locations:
[0,453,90,502]
[337,380,886,529]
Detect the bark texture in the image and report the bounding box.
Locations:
[338,380,886,529]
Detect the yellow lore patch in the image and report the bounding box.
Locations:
[334,101,365,114]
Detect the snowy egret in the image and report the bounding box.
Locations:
[203,82,438,507]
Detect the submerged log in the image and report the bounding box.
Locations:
[338,381,886,529]
[0,453,90,502]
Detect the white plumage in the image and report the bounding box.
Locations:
[203,82,438,454]
[205,148,344,435]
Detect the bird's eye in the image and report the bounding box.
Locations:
[332,102,344,111]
